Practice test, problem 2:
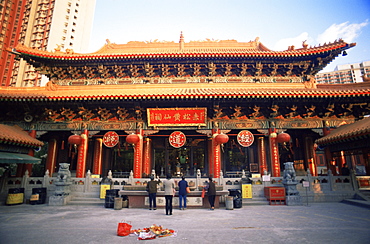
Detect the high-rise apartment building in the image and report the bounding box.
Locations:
[316,61,370,84]
[0,0,96,87]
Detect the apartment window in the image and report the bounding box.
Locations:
[69,42,73,46]
[73,22,76,26]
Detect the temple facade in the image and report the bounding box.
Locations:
[1,34,369,183]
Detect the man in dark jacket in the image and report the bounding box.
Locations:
[178,176,189,210]
[207,177,216,210]
[146,175,160,210]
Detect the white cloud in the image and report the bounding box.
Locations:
[273,20,368,51]
[317,21,368,44]
[273,32,313,51]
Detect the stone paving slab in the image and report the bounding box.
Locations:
[0,202,369,244]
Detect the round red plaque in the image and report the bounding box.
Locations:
[169,131,186,148]
[237,130,254,147]
[103,131,119,147]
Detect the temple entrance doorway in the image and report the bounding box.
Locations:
[152,132,207,178]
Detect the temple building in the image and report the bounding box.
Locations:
[1,34,369,183]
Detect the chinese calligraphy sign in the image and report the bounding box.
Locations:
[169,131,186,148]
[103,131,119,147]
[237,130,254,147]
[147,108,206,126]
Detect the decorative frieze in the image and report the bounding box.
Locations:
[54,76,303,86]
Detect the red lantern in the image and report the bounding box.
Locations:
[126,133,140,144]
[68,135,82,145]
[214,133,229,144]
[277,133,290,143]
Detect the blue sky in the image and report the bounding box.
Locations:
[89,0,370,72]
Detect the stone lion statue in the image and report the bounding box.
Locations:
[283,162,296,183]
[57,163,71,182]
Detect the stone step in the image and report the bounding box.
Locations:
[72,192,100,198]
[341,199,370,209]
[242,197,269,206]
[68,199,105,206]
[68,197,105,206]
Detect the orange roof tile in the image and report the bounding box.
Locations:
[0,82,369,102]
[316,117,370,146]
[0,124,44,148]
[10,38,354,61]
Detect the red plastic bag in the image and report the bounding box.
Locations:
[201,188,206,198]
[117,220,132,236]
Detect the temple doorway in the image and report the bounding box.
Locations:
[152,133,207,178]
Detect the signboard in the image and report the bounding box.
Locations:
[100,185,111,199]
[242,184,252,198]
[302,181,310,188]
[262,174,271,182]
[147,108,207,126]
[103,131,119,147]
[237,130,254,147]
[169,131,186,148]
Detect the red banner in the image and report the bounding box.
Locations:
[147,108,206,126]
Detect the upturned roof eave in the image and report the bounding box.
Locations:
[10,41,354,62]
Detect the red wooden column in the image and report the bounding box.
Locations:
[322,124,337,175]
[92,138,103,175]
[305,137,318,176]
[211,130,220,178]
[133,130,144,178]
[142,137,152,177]
[211,129,229,178]
[269,128,280,177]
[208,138,214,177]
[76,130,89,178]
[24,130,37,175]
[258,137,268,174]
[45,138,58,175]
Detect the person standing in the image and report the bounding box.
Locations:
[178,176,189,210]
[341,163,350,176]
[163,174,175,215]
[206,177,216,210]
[146,175,160,210]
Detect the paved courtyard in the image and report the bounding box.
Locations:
[0,202,369,244]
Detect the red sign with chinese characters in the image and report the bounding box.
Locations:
[103,131,119,147]
[237,130,254,147]
[147,108,207,126]
[169,131,186,148]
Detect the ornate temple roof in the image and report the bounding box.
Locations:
[9,35,355,79]
[315,117,370,146]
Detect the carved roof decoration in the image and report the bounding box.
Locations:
[8,35,355,80]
